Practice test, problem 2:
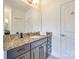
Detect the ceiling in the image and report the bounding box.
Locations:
[4,0,31,11]
[4,0,74,12]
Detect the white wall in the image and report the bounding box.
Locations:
[42,3,61,58]
[41,0,73,58]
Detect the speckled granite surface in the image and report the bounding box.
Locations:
[4,35,48,51]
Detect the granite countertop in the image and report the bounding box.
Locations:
[4,35,48,51]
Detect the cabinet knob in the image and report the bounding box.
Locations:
[39,46,43,48]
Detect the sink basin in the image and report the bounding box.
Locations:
[30,36,40,38]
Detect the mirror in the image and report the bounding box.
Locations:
[4,0,42,35]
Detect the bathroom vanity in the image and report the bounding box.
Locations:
[4,32,52,59]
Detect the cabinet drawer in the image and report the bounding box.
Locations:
[14,51,30,59]
[7,44,30,59]
[31,38,47,49]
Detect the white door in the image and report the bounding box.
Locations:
[60,1,75,59]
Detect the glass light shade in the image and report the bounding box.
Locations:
[22,0,39,8]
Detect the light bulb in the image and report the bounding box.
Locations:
[5,18,8,23]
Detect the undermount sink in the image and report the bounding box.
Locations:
[30,36,40,38]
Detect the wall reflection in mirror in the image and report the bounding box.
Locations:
[4,0,41,35]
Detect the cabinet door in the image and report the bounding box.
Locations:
[14,52,30,59]
[40,42,47,59]
[31,47,39,59]
[39,45,44,59]
[31,42,47,59]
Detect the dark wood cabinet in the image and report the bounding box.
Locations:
[14,52,30,59]
[39,45,44,59]
[31,47,39,59]
[43,42,47,59]
[5,34,52,59]
[31,40,47,59]
[39,42,47,59]
[7,44,30,59]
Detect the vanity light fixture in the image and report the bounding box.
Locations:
[22,0,39,8]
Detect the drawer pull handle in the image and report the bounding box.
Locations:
[39,46,43,48]
[17,48,25,52]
